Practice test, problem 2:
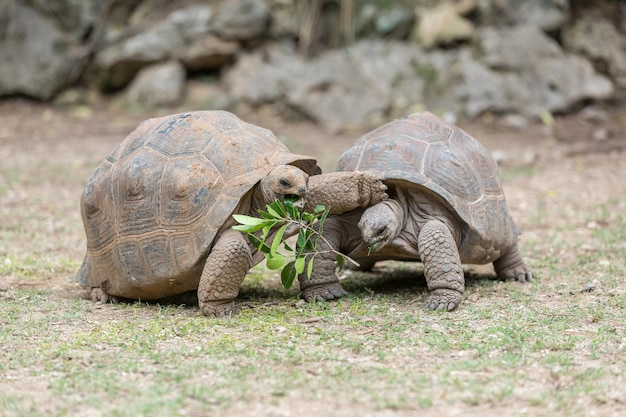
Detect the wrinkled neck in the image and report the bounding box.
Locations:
[251,179,270,212]
[379,199,405,238]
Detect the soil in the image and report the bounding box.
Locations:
[1,96,625,416]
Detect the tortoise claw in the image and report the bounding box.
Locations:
[199,300,236,317]
[90,288,120,304]
[302,283,348,302]
[426,289,461,312]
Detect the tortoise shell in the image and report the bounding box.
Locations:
[336,111,517,260]
[75,110,320,299]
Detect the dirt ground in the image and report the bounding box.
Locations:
[1,96,625,416]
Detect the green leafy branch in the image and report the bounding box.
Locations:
[232,198,355,289]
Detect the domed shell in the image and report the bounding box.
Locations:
[76,111,320,299]
[337,112,517,258]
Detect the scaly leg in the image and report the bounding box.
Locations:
[198,229,252,317]
[298,218,349,302]
[418,220,465,311]
[493,242,533,283]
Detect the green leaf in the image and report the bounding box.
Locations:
[336,255,345,271]
[294,257,306,274]
[304,232,316,252]
[283,241,294,252]
[303,212,317,223]
[266,205,283,219]
[297,228,307,249]
[283,195,299,208]
[266,254,286,270]
[232,215,274,232]
[281,261,297,289]
[261,224,274,241]
[285,203,300,220]
[314,205,326,213]
[306,254,316,278]
[270,224,288,256]
[268,200,287,217]
[247,234,270,253]
[258,210,274,220]
[318,206,330,235]
[232,214,268,226]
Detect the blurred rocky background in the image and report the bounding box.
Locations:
[1,0,624,132]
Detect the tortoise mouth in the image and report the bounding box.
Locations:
[365,238,386,255]
[283,194,306,210]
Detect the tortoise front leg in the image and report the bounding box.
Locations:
[418,220,465,311]
[298,218,349,302]
[493,242,533,283]
[198,229,252,317]
[304,172,387,215]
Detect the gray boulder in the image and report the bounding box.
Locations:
[175,35,239,71]
[125,61,186,108]
[224,40,422,132]
[29,0,102,40]
[0,2,79,100]
[483,0,570,31]
[459,25,614,117]
[563,17,626,88]
[212,0,270,40]
[95,4,214,89]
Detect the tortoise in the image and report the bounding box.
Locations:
[297,111,532,311]
[75,110,388,316]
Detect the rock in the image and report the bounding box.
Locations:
[0,2,79,100]
[268,0,300,39]
[413,2,475,48]
[563,17,626,88]
[175,35,239,71]
[125,61,186,108]
[213,0,270,40]
[224,40,422,132]
[184,80,235,111]
[356,3,414,39]
[95,4,214,89]
[375,5,414,38]
[464,25,614,117]
[481,0,569,31]
[29,0,102,40]
[457,48,513,118]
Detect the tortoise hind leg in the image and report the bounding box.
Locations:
[493,242,533,283]
[418,220,465,311]
[198,229,252,317]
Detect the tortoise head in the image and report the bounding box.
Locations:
[261,165,309,206]
[358,201,401,253]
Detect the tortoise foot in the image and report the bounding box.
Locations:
[494,245,533,283]
[301,283,348,302]
[498,263,533,283]
[200,300,235,317]
[426,289,462,311]
[90,288,119,304]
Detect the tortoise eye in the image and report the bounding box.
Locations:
[279,179,292,188]
[375,226,387,236]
